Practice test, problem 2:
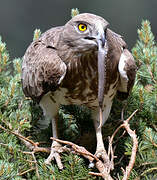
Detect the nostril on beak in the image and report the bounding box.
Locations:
[101,37,106,47]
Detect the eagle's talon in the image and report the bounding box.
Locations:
[95,149,110,166]
[45,141,64,169]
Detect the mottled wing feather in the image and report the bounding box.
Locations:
[22,38,67,102]
[107,29,137,100]
[107,29,127,48]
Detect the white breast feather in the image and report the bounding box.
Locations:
[118,52,128,92]
[58,63,67,84]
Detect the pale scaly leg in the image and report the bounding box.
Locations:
[92,101,112,165]
[92,108,108,162]
[39,93,63,169]
[44,116,63,169]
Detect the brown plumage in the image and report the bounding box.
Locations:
[22,13,137,169]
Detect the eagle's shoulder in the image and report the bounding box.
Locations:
[39,26,64,47]
[107,29,127,50]
[22,26,67,102]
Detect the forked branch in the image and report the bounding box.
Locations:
[0,109,138,179]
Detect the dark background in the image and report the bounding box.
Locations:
[0,0,156,59]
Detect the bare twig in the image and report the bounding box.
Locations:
[108,136,115,171]
[140,167,157,176]
[0,108,138,180]
[51,137,114,180]
[20,151,40,179]
[88,171,103,177]
[0,124,49,179]
[0,125,36,147]
[0,142,10,148]
[125,109,138,123]
[151,124,157,132]
[32,152,40,179]
[108,109,138,180]
[113,131,126,144]
[141,161,157,166]
[0,124,50,153]
[115,155,125,166]
[17,168,36,176]
[122,109,138,180]
[19,158,37,164]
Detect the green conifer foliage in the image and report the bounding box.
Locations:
[125,20,157,179]
[0,36,93,180]
[0,37,32,179]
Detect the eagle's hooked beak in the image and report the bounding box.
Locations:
[96,28,108,128]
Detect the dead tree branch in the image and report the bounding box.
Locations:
[122,110,138,180]
[0,109,138,180]
[51,137,113,180]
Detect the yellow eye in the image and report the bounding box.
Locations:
[78,23,87,32]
